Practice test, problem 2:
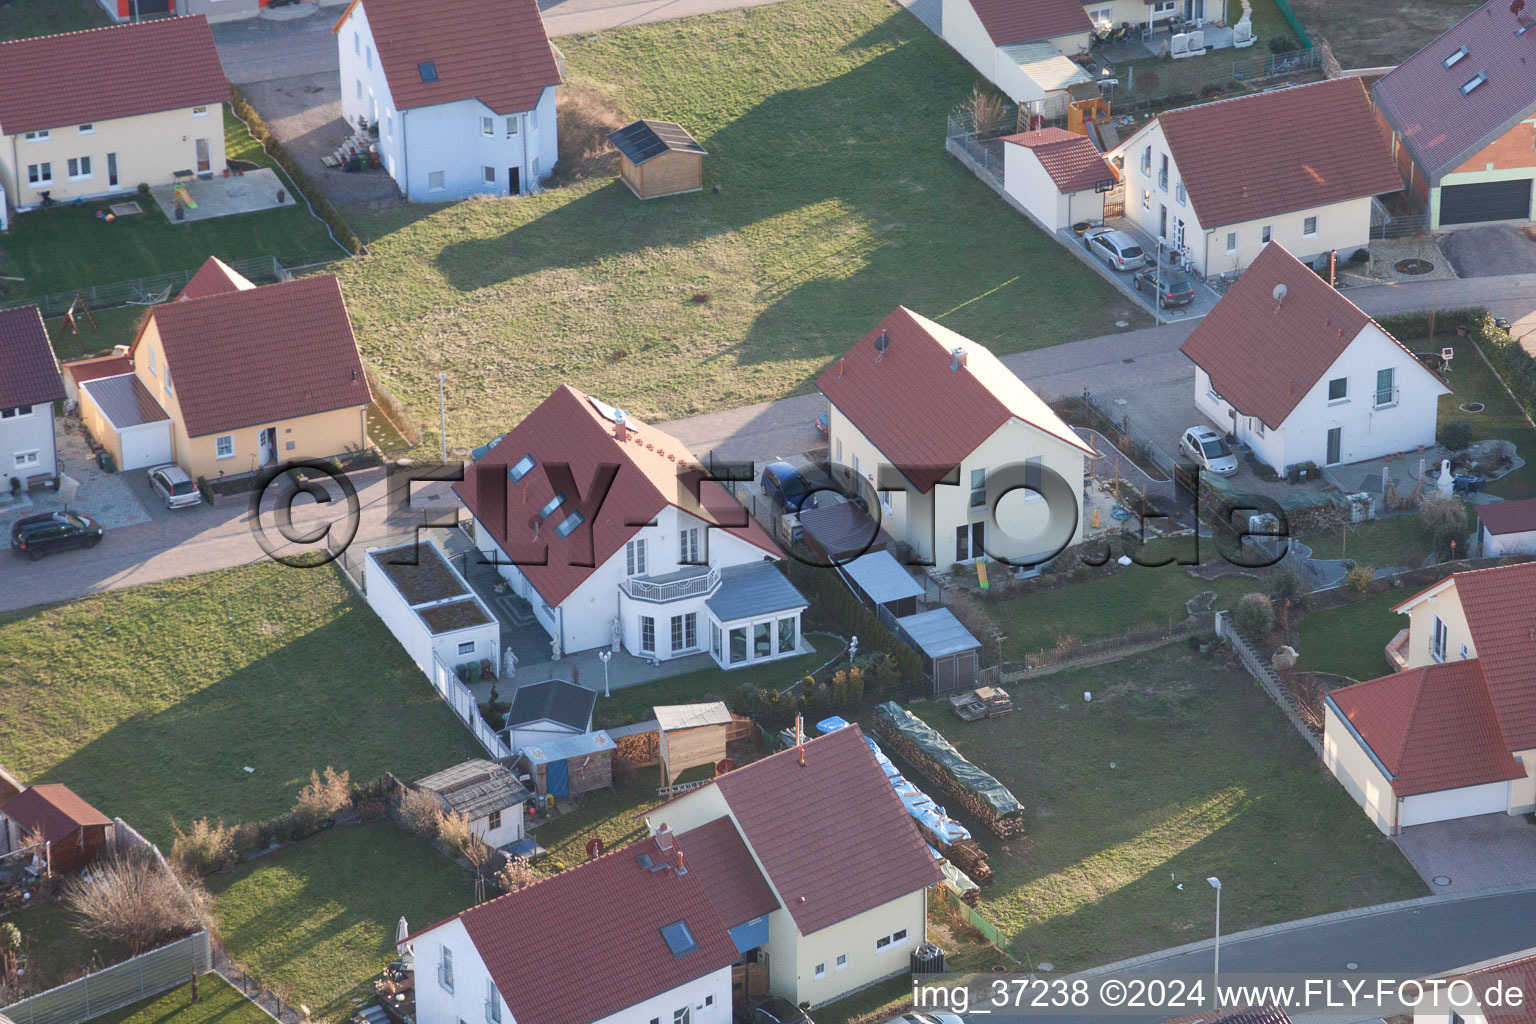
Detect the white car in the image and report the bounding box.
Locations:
[1082,226,1149,271]
[1180,426,1238,476]
[148,464,204,509]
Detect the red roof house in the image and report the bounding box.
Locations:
[1477,498,1536,556]
[0,784,113,874]
[1002,127,1117,231]
[0,304,65,490]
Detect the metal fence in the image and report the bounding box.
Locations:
[1,931,212,1024]
[0,254,348,318]
[1082,389,1179,476]
[1215,610,1323,756]
[430,651,514,760]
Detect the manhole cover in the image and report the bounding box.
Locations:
[1394,258,1435,275]
[1433,875,1452,886]
[1459,402,1485,413]
[1039,962,1055,972]
[1346,962,1359,970]
[1115,320,1130,327]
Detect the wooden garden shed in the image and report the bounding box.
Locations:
[608,120,707,199]
[655,702,733,794]
[518,731,616,799]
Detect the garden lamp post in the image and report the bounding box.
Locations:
[599,650,612,697]
[1207,876,1222,993]
[438,372,448,465]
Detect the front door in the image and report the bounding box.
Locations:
[258,427,277,466]
[509,167,520,195]
[955,522,986,562]
[1326,426,1342,466]
[194,138,210,174]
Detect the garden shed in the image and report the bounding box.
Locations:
[413,759,530,848]
[365,540,499,679]
[797,500,893,564]
[518,731,616,798]
[0,784,112,875]
[1477,498,1536,556]
[839,549,923,618]
[895,608,981,696]
[655,702,733,794]
[608,119,707,199]
[504,679,597,752]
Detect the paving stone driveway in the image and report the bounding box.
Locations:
[0,419,150,530]
[1395,812,1536,893]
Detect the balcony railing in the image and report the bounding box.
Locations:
[621,566,720,603]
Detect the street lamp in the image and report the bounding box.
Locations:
[1207,876,1222,993]
[438,372,448,465]
[599,650,612,697]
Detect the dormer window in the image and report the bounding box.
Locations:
[554,510,585,539]
[507,454,536,483]
[1461,72,1487,95]
[1443,45,1469,68]
[418,61,438,82]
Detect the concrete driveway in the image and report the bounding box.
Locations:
[1395,812,1536,894]
[1095,376,1201,466]
[1441,225,1536,278]
[212,9,341,85]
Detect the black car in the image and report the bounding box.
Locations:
[742,996,814,1024]
[10,511,104,560]
[1132,265,1195,308]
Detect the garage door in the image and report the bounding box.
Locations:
[1439,179,1533,226]
[119,423,173,470]
[1399,780,1509,828]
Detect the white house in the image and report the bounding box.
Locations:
[412,759,530,848]
[1110,77,1402,278]
[454,386,807,668]
[0,306,65,494]
[816,307,1095,568]
[1181,242,1448,473]
[503,679,595,752]
[332,0,561,201]
[941,0,1097,116]
[1002,127,1116,232]
[1477,498,1536,556]
[364,540,500,677]
[1323,560,1536,835]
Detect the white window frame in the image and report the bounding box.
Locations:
[481,116,495,137]
[438,946,454,992]
[192,105,209,117]
[1374,367,1396,409]
[679,526,700,564]
[68,156,93,181]
[640,616,656,654]
[23,130,49,143]
[457,640,476,655]
[1,405,35,420]
[428,171,446,192]
[353,30,360,54]
[357,79,364,100]
[14,450,40,469]
[1327,376,1348,404]
[216,434,235,460]
[626,538,647,576]
[1302,215,1318,238]
[1225,231,1237,254]
[365,45,373,68]
[386,111,394,138]
[1087,3,1113,24]
[506,116,519,138]
[27,163,52,186]
[835,953,849,971]
[485,979,501,1023]
[79,123,94,135]
[1261,225,1272,243]
[814,963,827,980]
[483,165,496,184]
[148,348,158,377]
[1431,615,1448,663]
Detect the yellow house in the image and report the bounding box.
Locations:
[78,257,372,479]
[1323,561,1536,835]
[0,17,228,212]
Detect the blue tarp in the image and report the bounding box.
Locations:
[816,716,851,735]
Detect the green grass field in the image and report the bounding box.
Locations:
[0,0,108,41]
[0,563,479,846]
[1295,590,1405,682]
[95,977,274,1024]
[334,0,1139,452]
[1299,512,1447,569]
[209,824,474,1023]
[903,647,1423,967]
[1433,346,1536,500]
[7,898,134,992]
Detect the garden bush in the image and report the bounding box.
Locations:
[1438,419,1473,452]
[171,817,236,875]
[1345,564,1375,596]
[1232,593,1274,639]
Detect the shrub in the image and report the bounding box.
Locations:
[171,817,236,875]
[1267,33,1298,54]
[1345,564,1375,595]
[63,851,206,955]
[397,786,443,839]
[495,856,539,893]
[1269,566,1306,606]
[1233,593,1274,639]
[291,767,351,835]
[356,798,388,823]
[1438,419,1473,451]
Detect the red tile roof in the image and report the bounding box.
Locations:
[701,726,942,935]
[678,816,779,927]
[1149,77,1402,229]
[1002,127,1116,194]
[451,833,738,1024]
[1477,498,1536,536]
[0,17,226,136]
[0,305,64,410]
[135,265,372,438]
[1329,661,1524,797]
[61,353,134,390]
[816,306,1094,495]
[333,0,560,115]
[453,385,780,608]
[1452,949,1536,1024]
[1373,0,1536,180]
[964,0,1093,45]
[0,784,111,846]
[1447,560,1536,750]
[1180,243,1446,428]
[178,257,255,303]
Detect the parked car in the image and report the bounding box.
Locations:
[1179,425,1239,476]
[1133,265,1195,307]
[761,461,814,512]
[743,996,814,1024]
[1082,227,1148,271]
[815,411,830,438]
[148,464,203,509]
[10,511,104,560]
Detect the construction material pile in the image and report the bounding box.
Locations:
[873,701,1024,839]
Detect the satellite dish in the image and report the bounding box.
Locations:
[1272,283,1288,303]
[874,330,889,354]
[586,837,604,859]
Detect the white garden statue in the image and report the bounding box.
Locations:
[550,635,562,662]
[1272,646,1299,672]
[502,647,518,679]
[1437,458,1455,499]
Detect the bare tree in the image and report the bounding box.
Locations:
[396,787,443,839]
[63,851,208,955]
[291,767,351,834]
[958,86,1006,136]
[495,856,540,894]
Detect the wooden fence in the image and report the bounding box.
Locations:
[1215,610,1323,757]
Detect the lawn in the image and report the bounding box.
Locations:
[333,0,1139,454]
[901,646,1423,968]
[209,824,474,1023]
[1299,511,1446,570]
[0,108,343,300]
[1434,345,1536,500]
[1295,590,1405,682]
[95,977,273,1024]
[0,563,480,846]
[592,633,833,728]
[525,783,661,871]
[7,896,135,992]
[0,0,108,41]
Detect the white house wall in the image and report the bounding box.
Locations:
[940,0,1006,89]
[1004,145,1070,231]
[412,919,512,1024]
[1483,526,1536,556]
[1399,780,1510,827]
[365,549,434,673]
[471,808,524,847]
[789,890,927,1008]
[429,621,500,675]
[589,966,731,1024]
[1323,702,1397,835]
[0,410,58,489]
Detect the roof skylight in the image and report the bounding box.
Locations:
[1461,72,1488,95]
[554,510,585,539]
[1442,45,1469,68]
[418,61,438,82]
[659,921,698,958]
[538,493,566,518]
[507,454,536,483]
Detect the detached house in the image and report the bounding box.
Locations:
[1111,77,1401,277]
[1180,242,1448,472]
[0,17,227,213]
[1323,560,1536,834]
[333,0,561,201]
[0,305,65,493]
[1373,0,1536,228]
[455,386,807,667]
[817,307,1094,567]
[77,257,372,477]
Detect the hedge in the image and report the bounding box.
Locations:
[228,85,363,255]
[1378,307,1536,426]
[781,555,927,695]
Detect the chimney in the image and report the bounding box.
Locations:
[950,347,967,371]
[614,410,630,442]
[795,714,806,767]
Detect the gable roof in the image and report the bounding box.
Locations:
[0,305,65,410]
[699,725,941,935]
[1446,560,1536,750]
[1328,661,1524,797]
[0,17,226,136]
[61,353,134,391]
[816,306,1094,494]
[333,0,560,115]
[137,266,372,437]
[451,832,738,1024]
[1477,497,1536,536]
[178,257,256,303]
[964,0,1092,46]
[1179,243,1447,428]
[412,759,530,819]
[609,120,707,165]
[1002,127,1116,194]
[1446,949,1536,1024]
[453,385,780,608]
[1145,77,1402,229]
[677,816,779,927]
[0,784,111,845]
[506,679,596,732]
[1373,0,1536,180]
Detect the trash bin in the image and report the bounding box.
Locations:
[98,450,115,473]
[911,943,945,977]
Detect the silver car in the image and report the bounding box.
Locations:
[1180,426,1239,476]
[148,464,204,509]
[1083,226,1149,271]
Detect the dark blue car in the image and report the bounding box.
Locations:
[760,461,813,512]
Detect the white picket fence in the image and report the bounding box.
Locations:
[0,931,211,1024]
[430,652,512,760]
